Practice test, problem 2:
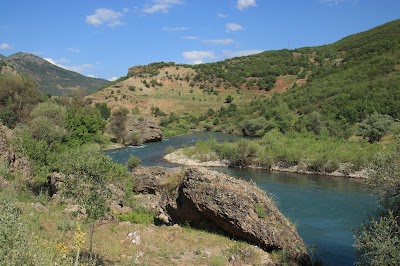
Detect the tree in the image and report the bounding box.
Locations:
[29,102,67,144]
[0,74,41,128]
[56,146,127,263]
[356,112,393,143]
[354,136,400,265]
[109,107,129,143]
[225,95,234,103]
[66,106,106,145]
[95,102,111,120]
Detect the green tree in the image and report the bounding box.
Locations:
[56,146,127,263]
[66,106,106,145]
[225,95,233,103]
[0,74,41,128]
[354,136,400,265]
[95,102,111,120]
[357,112,393,143]
[109,107,129,143]
[29,102,67,144]
[127,155,142,170]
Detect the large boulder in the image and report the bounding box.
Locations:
[159,167,311,265]
[133,167,180,194]
[123,115,162,145]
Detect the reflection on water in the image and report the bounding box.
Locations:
[106,132,377,266]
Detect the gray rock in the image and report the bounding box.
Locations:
[133,167,180,194]
[123,115,162,145]
[159,167,311,265]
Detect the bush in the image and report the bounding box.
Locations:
[354,211,400,266]
[127,155,141,170]
[0,195,32,265]
[116,208,155,224]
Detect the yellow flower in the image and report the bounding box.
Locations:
[74,224,86,251]
[57,242,68,254]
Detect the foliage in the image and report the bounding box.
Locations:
[108,107,129,143]
[55,145,127,261]
[357,112,393,143]
[116,208,155,224]
[354,135,400,265]
[224,95,233,103]
[180,130,385,173]
[0,194,32,265]
[354,211,400,266]
[127,155,141,170]
[66,106,106,145]
[367,135,400,213]
[0,74,41,128]
[254,202,267,219]
[95,102,110,120]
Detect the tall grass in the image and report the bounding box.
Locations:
[179,129,388,173]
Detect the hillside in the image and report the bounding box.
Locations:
[91,19,400,138]
[1,53,109,96]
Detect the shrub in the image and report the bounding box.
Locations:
[116,208,155,224]
[0,195,32,265]
[127,155,142,170]
[254,203,267,219]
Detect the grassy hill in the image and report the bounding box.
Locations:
[1,53,109,96]
[92,19,400,138]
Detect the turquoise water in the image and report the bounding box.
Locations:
[106,132,378,265]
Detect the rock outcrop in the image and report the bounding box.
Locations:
[0,123,31,179]
[159,167,311,265]
[118,114,162,146]
[133,166,180,194]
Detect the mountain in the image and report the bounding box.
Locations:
[0,54,5,61]
[1,53,109,96]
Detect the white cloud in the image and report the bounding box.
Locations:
[67,48,80,53]
[162,26,189,31]
[204,39,235,45]
[0,43,12,50]
[86,8,125,27]
[236,0,257,10]
[66,64,95,73]
[58,58,70,63]
[225,23,244,32]
[44,58,60,66]
[108,76,119,81]
[222,49,263,58]
[44,57,95,74]
[218,13,228,18]
[143,0,182,14]
[182,36,199,40]
[320,0,344,5]
[183,50,215,64]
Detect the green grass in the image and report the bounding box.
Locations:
[176,129,389,174]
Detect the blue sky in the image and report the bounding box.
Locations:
[1,0,399,80]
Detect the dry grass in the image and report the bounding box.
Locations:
[17,196,270,265]
[89,66,271,117]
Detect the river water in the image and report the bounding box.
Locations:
[106,132,378,265]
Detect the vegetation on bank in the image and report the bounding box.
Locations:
[179,130,389,175]
[354,136,400,265]
[0,74,281,265]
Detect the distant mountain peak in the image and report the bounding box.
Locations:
[2,52,109,96]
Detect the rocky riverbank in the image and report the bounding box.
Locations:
[164,150,369,178]
[133,166,311,265]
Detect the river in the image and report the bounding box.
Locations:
[106,132,378,266]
